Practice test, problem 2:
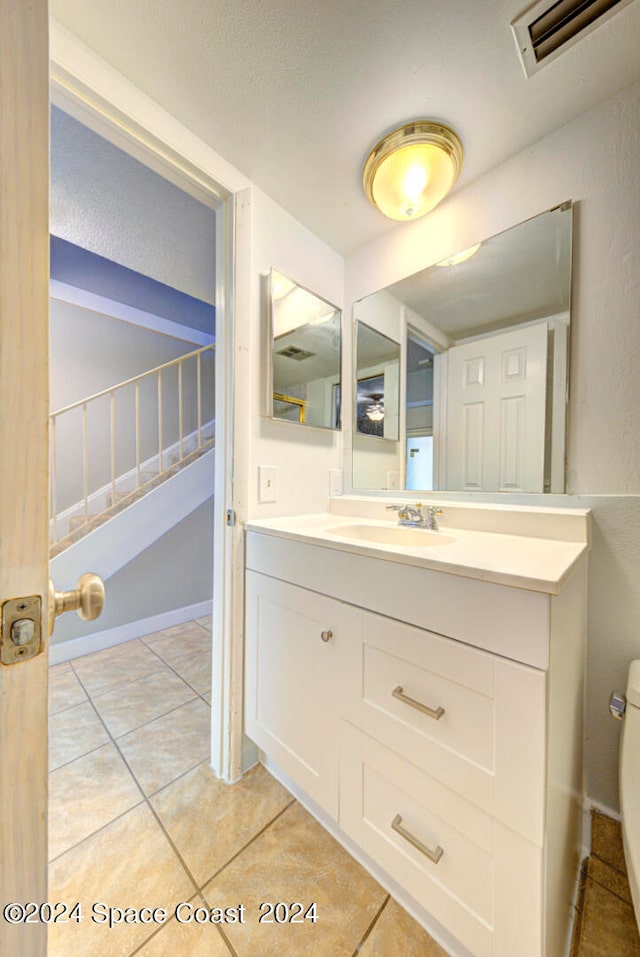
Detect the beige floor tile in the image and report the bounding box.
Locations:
[48,803,194,957]
[49,664,88,714]
[94,669,197,737]
[591,809,628,874]
[143,622,212,666]
[71,639,169,699]
[588,855,634,905]
[151,763,293,885]
[133,904,231,956]
[50,660,71,677]
[49,742,142,860]
[359,897,450,957]
[117,698,211,795]
[196,614,213,632]
[49,700,110,771]
[171,651,212,695]
[577,877,640,956]
[202,802,386,957]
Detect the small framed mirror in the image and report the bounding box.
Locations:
[268,269,342,430]
[354,322,401,440]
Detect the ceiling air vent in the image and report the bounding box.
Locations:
[512,0,635,76]
[277,345,315,360]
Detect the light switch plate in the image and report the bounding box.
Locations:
[258,465,279,503]
[329,469,343,496]
[387,471,399,490]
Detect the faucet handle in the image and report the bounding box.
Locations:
[385,504,403,512]
[416,503,443,529]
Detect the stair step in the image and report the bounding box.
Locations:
[68,515,96,531]
[51,445,213,555]
[107,491,131,507]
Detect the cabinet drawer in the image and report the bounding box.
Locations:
[364,642,494,769]
[340,723,494,957]
[340,723,545,957]
[351,611,547,842]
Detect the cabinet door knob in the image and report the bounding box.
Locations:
[320,630,333,643]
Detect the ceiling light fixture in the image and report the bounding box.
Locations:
[363,121,463,222]
[435,242,481,267]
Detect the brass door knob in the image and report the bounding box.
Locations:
[48,573,105,636]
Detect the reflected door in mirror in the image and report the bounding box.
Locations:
[444,324,548,492]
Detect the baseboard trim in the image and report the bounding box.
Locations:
[49,600,213,664]
[582,798,621,857]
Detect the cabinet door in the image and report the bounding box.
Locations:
[244,571,360,817]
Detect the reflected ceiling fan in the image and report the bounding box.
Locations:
[364,391,385,421]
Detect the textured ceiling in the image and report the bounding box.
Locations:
[50,0,640,255]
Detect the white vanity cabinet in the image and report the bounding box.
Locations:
[244,526,587,957]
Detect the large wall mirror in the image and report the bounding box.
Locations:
[268,269,342,430]
[352,202,573,493]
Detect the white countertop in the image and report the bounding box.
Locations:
[245,508,589,594]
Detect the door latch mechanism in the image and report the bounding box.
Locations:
[1,595,42,665]
[1,573,105,666]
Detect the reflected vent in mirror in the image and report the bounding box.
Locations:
[277,345,316,360]
[512,0,634,76]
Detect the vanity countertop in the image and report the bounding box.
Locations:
[245,505,590,595]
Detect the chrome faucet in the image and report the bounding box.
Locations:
[386,502,443,530]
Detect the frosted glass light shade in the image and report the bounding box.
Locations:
[363,121,463,222]
[436,242,481,267]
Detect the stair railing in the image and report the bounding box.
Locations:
[50,344,214,546]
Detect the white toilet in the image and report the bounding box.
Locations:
[619,659,640,929]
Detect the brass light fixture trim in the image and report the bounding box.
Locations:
[363,121,463,222]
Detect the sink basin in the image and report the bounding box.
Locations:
[325,524,455,547]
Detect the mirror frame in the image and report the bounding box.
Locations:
[267,268,343,432]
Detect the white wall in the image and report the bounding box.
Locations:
[51,106,217,303]
[50,298,214,512]
[345,79,640,813]
[50,298,199,410]
[240,187,345,519]
[51,497,214,644]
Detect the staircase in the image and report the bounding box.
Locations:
[49,345,215,563]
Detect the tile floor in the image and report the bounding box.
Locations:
[48,618,447,957]
[572,811,640,957]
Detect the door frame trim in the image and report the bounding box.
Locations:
[50,22,248,782]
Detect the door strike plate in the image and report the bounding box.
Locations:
[1,595,42,665]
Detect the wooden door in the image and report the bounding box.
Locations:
[445,324,548,492]
[0,3,50,956]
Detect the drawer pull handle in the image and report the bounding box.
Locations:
[391,814,444,865]
[392,685,444,721]
[320,630,333,643]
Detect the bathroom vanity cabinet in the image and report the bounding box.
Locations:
[244,512,587,957]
